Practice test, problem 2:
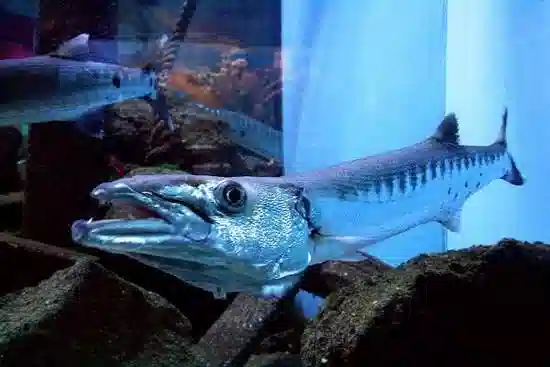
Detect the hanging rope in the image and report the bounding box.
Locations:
[155,0,199,130]
[157,0,199,90]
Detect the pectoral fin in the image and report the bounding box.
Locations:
[439,211,461,232]
[309,234,377,264]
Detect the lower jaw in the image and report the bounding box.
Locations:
[71,218,174,243]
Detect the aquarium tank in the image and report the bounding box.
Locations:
[0,0,548,366]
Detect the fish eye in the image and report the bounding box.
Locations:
[215,180,247,213]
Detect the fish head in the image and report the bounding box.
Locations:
[71,174,313,296]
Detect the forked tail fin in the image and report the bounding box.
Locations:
[496,108,525,186]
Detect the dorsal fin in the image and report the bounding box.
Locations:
[50,33,90,60]
[431,113,460,145]
[494,107,508,147]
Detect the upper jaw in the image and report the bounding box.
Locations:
[71,180,212,248]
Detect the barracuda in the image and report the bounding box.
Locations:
[179,101,282,162]
[0,33,174,135]
[71,109,525,298]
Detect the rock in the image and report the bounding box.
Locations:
[106,100,157,165]
[301,239,550,366]
[23,122,110,246]
[0,126,23,194]
[194,290,299,366]
[98,252,234,341]
[0,192,23,232]
[300,257,393,297]
[0,234,204,367]
[106,100,261,176]
[245,353,302,367]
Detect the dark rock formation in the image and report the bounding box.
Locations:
[107,100,267,177]
[0,126,23,194]
[3,228,550,367]
[301,239,550,366]
[0,192,23,233]
[300,256,393,297]
[245,353,302,367]
[23,122,110,246]
[193,291,300,366]
[0,233,205,367]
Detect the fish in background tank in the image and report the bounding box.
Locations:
[0,1,549,366]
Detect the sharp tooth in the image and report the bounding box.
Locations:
[88,218,93,223]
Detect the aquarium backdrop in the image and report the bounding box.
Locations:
[283,0,548,265]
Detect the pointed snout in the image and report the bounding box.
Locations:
[91,174,199,201]
[91,181,133,201]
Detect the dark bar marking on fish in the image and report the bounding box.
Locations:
[489,153,496,163]
[374,179,382,197]
[352,184,362,199]
[408,167,418,191]
[398,171,407,193]
[455,157,462,172]
[448,159,455,176]
[362,181,371,198]
[419,164,428,186]
[470,155,477,167]
[384,176,394,197]
[453,192,459,200]
[463,156,470,170]
[428,160,437,180]
[439,159,446,178]
[447,187,452,195]
[337,183,359,200]
[477,154,484,167]
[476,182,481,188]
[484,153,490,165]
[336,188,347,200]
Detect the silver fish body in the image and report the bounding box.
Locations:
[71,109,524,298]
[0,33,168,135]
[180,102,282,162]
[291,112,522,263]
[0,56,156,125]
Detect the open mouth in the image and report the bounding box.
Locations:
[71,181,214,249]
[108,198,163,220]
[91,190,212,225]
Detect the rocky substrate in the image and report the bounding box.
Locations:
[2,234,550,366]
